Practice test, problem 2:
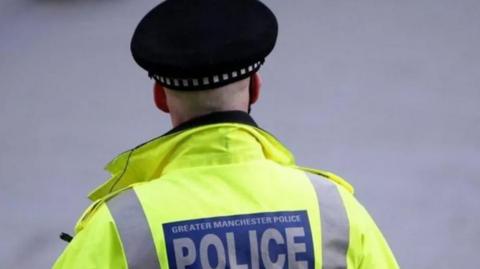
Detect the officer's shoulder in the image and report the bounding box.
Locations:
[75,186,137,233]
[74,199,113,234]
[296,166,379,231]
[295,166,355,194]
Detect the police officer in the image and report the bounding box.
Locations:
[53,0,399,268]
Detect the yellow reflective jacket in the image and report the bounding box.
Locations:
[53,111,399,269]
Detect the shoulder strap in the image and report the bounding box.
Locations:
[295,166,355,194]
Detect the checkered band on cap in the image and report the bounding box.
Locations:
[150,60,263,91]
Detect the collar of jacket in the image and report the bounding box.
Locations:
[88,111,296,201]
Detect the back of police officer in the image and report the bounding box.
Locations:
[53,0,399,268]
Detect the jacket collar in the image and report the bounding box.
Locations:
[163,110,258,136]
[88,111,294,201]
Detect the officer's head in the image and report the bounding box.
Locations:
[130,0,278,126]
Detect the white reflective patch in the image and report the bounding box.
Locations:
[307,174,349,269]
[107,189,161,269]
[202,77,210,85]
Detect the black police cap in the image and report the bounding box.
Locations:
[131,0,278,91]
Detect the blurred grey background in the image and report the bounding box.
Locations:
[1,0,479,268]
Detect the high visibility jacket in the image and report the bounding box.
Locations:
[53,111,399,269]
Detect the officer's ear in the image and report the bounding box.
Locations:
[153,82,170,113]
[249,72,262,104]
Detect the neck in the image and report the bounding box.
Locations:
[164,78,252,127]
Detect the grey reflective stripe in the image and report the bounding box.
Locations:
[308,174,349,269]
[107,189,161,269]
